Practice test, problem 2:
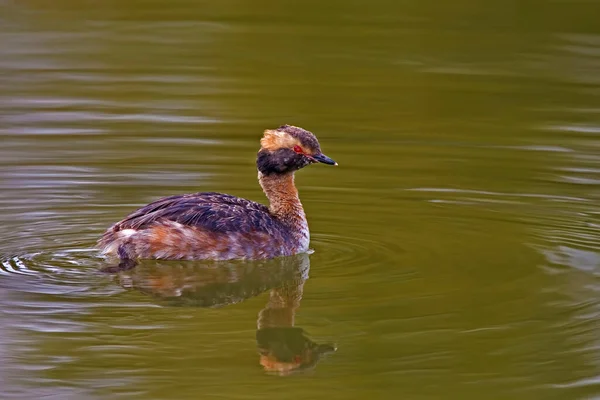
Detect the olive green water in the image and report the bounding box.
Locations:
[1,1,600,399]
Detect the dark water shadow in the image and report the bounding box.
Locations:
[105,253,336,375]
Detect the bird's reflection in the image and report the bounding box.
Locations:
[110,253,335,374]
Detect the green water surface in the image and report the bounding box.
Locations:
[1,1,600,399]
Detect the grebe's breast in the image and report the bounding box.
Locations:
[98,192,305,261]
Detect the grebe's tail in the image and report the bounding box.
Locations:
[97,227,138,272]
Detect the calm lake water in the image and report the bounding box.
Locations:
[2,1,600,399]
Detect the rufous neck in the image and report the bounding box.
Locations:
[258,171,305,219]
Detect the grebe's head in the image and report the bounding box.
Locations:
[257,125,337,175]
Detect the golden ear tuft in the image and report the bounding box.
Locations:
[260,129,300,151]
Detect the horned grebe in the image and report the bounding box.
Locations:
[98,125,336,266]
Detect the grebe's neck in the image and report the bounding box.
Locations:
[258,171,310,252]
[258,171,305,220]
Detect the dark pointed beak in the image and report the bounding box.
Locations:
[312,153,337,166]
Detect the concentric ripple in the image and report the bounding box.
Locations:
[0,249,123,297]
[310,232,404,277]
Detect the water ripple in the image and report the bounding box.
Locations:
[311,232,405,277]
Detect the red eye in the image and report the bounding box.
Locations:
[293,145,303,154]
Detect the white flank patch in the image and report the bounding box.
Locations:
[101,228,137,256]
[119,229,137,238]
